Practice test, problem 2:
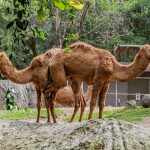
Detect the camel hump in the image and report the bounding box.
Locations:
[70,42,95,52]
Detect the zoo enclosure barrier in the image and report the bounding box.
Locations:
[105,77,150,107]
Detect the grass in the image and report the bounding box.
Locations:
[1,107,150,123]
[72,107,150,123]
[0,108,64,120]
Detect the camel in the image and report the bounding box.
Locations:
[0,50,86,123]
[0,49,68,122]
[0,51,55,123]
[44,42,150,122]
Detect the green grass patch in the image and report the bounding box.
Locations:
[0,108,64,120]
[72,107,150,123]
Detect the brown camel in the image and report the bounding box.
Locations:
[0,50,86,123]
[0,49,67,122]
[0,51,55,122]
[44,42,150,122]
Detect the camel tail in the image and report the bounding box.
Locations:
[47,66,53,84]
[43,66,53,92]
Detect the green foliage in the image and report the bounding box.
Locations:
[53,0,83,10]
[5,87,17,111]
[0,0,149,68]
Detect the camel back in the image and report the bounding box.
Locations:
[70,42,112,58]
[70,42,96,53]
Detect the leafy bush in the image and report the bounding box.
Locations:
[5,86,17,111]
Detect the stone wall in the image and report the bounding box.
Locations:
[0,80,36,110]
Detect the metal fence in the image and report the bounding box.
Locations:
[105,77,150,107]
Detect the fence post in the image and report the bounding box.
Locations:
[115,81,118,107]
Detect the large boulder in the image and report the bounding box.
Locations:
[0,80,36,109]
[0,119,150,150]
[142,95,150,108]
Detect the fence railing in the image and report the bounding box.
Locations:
[105,77,150,107]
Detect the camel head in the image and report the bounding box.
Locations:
[0,53,13,69]
[30,54,46,69]
[45,48,64,59]
[139,45,150,60]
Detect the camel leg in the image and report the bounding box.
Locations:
[36,88,42,123]
[79,93,86,122]
[88,82,103,120]
[98,82,110,119]
[43,93,51,123]
[49,92,57,123]
[70,80,81,123]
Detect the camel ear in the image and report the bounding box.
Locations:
[36,58,43,67]
[31,57,44,68]
[70,45,77,51]
[0,53,5,59]
[140,46,146,53]
[46,51,52,58]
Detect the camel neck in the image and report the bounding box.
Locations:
[1,65,33,84]
[113,53,149,81]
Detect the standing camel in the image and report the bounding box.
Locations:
[44,42,150,122]
[0,49,86,123]
[0,51,56,123]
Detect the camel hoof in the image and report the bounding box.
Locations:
[69,120,73,123]
[53,120,57,123]
[47,120,51,123]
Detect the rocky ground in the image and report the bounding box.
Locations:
[0,118,150,150]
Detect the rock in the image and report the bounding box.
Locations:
[142,95,150,108]
[126,100,137,108]
[0,119,150,150]
[0,80,36,109]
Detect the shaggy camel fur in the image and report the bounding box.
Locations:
[0,50,86,123]
[44,42,150,122]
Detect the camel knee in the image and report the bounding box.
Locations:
[99,99,105,109]
[81,101,86,110]
[37,103,42,109]
[75,103,80,110]
[90,100,96,108]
